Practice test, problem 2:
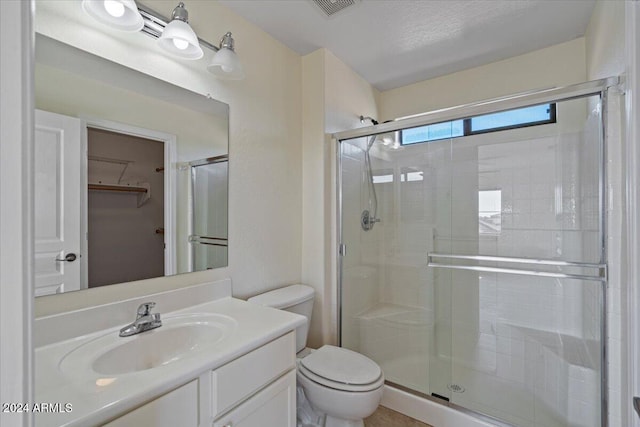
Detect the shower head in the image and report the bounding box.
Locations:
[359,115,378,125]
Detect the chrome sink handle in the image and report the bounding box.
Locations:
[137,302,156,319]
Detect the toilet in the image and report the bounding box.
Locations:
[247,284,384,427]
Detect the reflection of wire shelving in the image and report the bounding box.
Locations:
[88,155,133,184]
[87,155,150,207]
[88,183,150,207]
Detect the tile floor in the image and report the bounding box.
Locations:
[364,406,433,427]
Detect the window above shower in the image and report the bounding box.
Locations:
[401,103,556,145]
[478,190,502,235]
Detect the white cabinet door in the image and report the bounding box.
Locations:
[213,370,296,427]
[104,380,198,427]
[34,109,82,295]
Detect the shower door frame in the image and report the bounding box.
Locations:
[334,76,620,427]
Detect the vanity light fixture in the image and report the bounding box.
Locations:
[81,0,144,32]
[207,32,245,80]
[157,2,203,60]
[82,1,245,79]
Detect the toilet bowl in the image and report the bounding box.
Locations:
[297,345,384,427]
[247,285,384,427]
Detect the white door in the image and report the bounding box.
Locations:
[34,109,82,296]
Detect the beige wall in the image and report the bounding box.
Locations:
[302,49,379,347]
[35,61,227,160]
[380,37,587,120]
[586,0,626,81]
[35,0,302,315]
[301,49,327,348]
[325,50,380,133]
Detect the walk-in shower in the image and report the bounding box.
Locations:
[336,78,617,427]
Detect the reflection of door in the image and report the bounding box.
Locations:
[34,110,82,296]
[190,156,229,271]
[87,128,165,287]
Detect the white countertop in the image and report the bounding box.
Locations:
[35,297,305,427]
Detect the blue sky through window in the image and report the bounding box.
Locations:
[400,104,554,145]
[402,120,464,145]
[471,104,552,132]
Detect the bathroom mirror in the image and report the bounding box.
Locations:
[34,33,229,297]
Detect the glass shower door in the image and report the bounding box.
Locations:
[339,132,454,400]
[438,94,604,427]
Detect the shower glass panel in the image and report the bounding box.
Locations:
[339,93,604,427]
[340,134,453,398]
[191,158,228,270]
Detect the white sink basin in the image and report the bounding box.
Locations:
[59,313,237,377]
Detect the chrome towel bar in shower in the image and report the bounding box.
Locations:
[189,235,228,247]
[427,253,607,282]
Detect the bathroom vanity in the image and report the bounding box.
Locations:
[34,280,305,427]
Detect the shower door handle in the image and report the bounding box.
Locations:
[426,253,607,282]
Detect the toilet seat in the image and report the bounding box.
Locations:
[298,363,384,392]
[298,345,384,392]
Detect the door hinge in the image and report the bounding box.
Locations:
[339,243,346,256]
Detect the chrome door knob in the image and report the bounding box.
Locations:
[55,253,77,262]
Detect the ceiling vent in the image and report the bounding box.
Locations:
[311,0,356,17]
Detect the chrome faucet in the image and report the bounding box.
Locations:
[119,302,162,337]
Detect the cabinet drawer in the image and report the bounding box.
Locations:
[104,380,198,427]
[211,332,295,418]
[212,370,296,427]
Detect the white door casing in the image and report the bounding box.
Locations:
[34,109,82,296]
[1,0,34,424]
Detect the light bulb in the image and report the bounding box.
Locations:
[173,38,189,50]
[221,65,232,72]
[103,0,125,17]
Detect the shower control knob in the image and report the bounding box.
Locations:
[361,209,380,231]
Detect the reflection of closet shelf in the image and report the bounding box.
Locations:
[88,183,150,207]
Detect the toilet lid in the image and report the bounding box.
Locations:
[300,345,382,385]
[298,362,384,392]
[246,284,314,309]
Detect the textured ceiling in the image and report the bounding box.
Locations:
[219,0,596,91]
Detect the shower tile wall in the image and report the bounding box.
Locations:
[469,132,595,334]
[447,120,601,426]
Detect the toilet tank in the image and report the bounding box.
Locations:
[247,284,314,353]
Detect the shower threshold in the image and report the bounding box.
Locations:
[382,381,518,427]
